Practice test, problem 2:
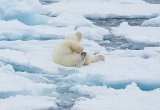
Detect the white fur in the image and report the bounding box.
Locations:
[52,32,105,67]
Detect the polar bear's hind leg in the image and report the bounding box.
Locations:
[83,54,105,65]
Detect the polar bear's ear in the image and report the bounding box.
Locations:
[76,32,83,42]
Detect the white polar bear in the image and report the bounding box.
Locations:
[52,32,105,67]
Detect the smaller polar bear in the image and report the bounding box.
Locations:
[52,32,105,67]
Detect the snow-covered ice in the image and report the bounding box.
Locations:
[0,19,109,41]
[72,83,160,110]
[111,22,160,44]
[43,0,160,19]
[0,0,160,109]
[44,0,147,4]
[48,13,93,27]
[0,95,57,110]
[0,20,71,40]
[142,15,160,27]
[0,64,55,96]
[0,0,48,25]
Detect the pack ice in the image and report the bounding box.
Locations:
[0,0,160,110]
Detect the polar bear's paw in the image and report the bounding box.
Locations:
[76,46,84,54]
[95,55,105,62]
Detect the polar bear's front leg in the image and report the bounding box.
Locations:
[67,40,84,54]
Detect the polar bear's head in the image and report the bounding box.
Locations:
[65,32,83,43]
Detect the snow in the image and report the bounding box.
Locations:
[64,47,160,90]
[0,19,108,41]
[0,95,57,110]
[1,40,159,90]
[0,0,48,25]
[77,26,109,41]
[142,16,160,27]
[111,22,160,44]
[43,1,160,19]
[0,19,73,40]
[0,0,160,109]
[72,83,160,110]
[0,36,159,109]
[48,13,93,27]
[56,0,147,4]
[0,40,59,73]
[0,65,55,97]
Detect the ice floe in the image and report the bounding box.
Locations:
[0,0,160,109]
[72,83,160,110]
[142,15,160,27]
[43,1,160,19]
[111,22,160,44]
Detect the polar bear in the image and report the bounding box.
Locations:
[52,32,105,67]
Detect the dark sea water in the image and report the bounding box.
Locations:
[90,17,160,51]
[144,0,160,3]
[89,18,149,27]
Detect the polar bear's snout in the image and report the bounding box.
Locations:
[81,52,87,58]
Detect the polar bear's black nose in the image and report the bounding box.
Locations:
[81,52,87,57]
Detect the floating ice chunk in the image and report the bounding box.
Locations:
[107,0,147,4]
[70,85,108,97]
[0,20,76,40]
[16,72,51,83]
[0,47,56,73]
[0,95,57,110]
[4,12,50,25]
[0,39,105,73]
[106,47,160,59]
[55,0,147,4]
[44,2,160,19]
[111,22,160,44]
[0,61,5,67]
[48,13,93,27]
[0,0,48,25]
[70,83,140,98]
[77,26,109,41]
[0,39,159,91]
[142,16,160,27]
[64,47,160,90]
[0,19,109,41]
[119,22,130,27]
[83,39,106,55]
[72,83,160,110]
[0,65,55,98]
